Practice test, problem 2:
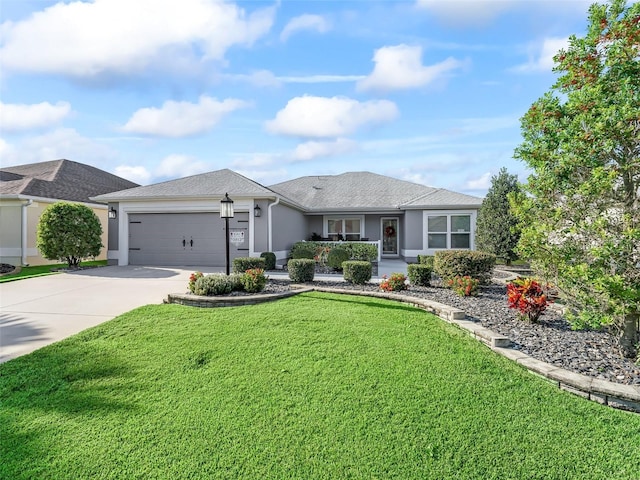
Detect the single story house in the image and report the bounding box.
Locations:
[92,169,483,267]
[0,159,139,266]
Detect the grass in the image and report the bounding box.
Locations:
[0,260,107,283]
[1,292,639,479]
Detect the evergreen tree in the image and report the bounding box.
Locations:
[475,168,521,265]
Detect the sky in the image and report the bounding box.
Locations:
[0,0,606,197]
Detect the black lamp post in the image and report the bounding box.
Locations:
[220,193,234,275]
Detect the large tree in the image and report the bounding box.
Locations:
[512,0,639,359]
[37,202,103,268]
[475,167,521,265]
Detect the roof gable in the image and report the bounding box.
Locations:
[1,159,139,203]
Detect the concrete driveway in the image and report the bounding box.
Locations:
[0,265,219,363]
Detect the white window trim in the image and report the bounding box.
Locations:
[323,215,365,240]
[422,210,476,255]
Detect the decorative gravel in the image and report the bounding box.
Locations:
[262,278,640,385]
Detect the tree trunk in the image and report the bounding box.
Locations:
[619,312,639,359]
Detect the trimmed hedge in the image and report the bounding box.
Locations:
[232,257,266,274]
[343,261,372,285]
[327,248,350,270]
[288,259,315,282]
[434,250,496,285]
[417,255,435,269]
[290,244,316,259]
[407,264,432,286]
[290,241,378,262]
[260,251,276,270]
[193,274,236,296]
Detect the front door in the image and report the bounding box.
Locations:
[381,217,399,256]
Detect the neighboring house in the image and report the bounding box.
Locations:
[0,159,139,266]
[92,169,482,267]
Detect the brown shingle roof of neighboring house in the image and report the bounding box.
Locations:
[0,159,139,204]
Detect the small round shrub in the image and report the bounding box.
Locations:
[407,264,432,287]
[228,273,244,291]
[288,259,315,282]
[434,250,496,284]
[343,261,372,285]
[291,245,316,260]
[417,255,435,270]
[194,274,236,296]
[327,248,350,270]
[241,268,268,293]
[260,251,276,270]
[188,271,204,293]
[232,257,266,274]
[380,273,408,292]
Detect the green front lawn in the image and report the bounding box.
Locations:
[1,292,639,479]
[0,260,107,283]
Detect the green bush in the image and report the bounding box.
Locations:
[193,274,236,296]
[447,276,480,297]
[327,248,350,270]
[290,243,316,259]
[288,259,315,282]
[232,257,266,274]
[260,252,276,270]
[343,261,372,285]
[228,273,245,292]
[417,255,435,269]
[241,268,268,293]
[344,243,378,262]
[407,264,432,286]
[380,273,408,292]
[434,250,496,284]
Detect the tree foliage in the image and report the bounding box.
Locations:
[37,202,103,268]
[475,167,521,265]
[512,0,640,358]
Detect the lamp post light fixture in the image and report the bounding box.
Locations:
[108,207,117,219]
[220,193,234,275]
[254,204,262,217]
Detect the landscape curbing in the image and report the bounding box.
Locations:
[165,285,640,414]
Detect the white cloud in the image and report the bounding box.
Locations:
[0,101,71,132]
[0,0,276,78]
[357,45,466,92]
[291,138,358,162]
[465,171,493,190]
[280,14,330,42]
[155,154,210,178]
[114,165,152,185]
[266,95,398,138]
[278,74,365,83]
[224,70,283,87]
[121,96,250,137]
[0,128,114,166]
[511,37,569,73]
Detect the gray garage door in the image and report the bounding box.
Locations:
[128,212,249,266]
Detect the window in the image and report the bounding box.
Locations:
[326,218,362,241]
[427,214,471,249]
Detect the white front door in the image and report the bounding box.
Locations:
[381,217,399,256]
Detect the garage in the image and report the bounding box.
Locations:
[128,212,249,266]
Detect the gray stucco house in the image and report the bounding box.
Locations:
[92,169,482,267]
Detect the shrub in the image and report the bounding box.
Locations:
[232,257,266,274]
[260,252,276,270]
[188,271,204,293]
[434,250,496,284]
[447,276,480,297]
[288,259,315,282]
[417,255,435,269]
[407,264,432,287]
[343,261,372,285]
[241,268,268,293]
[327,248,350,270]
[228,273,245,292]
[345,243,378,262]
[37,202,103,268]
[193,274,236,296]
[290,243,316,260]
[380,273,408,292]
[507,278,551,323]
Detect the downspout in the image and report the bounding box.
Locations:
[267,196,280,253]
[21,199,33,265]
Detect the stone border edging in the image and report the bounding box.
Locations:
[166,285,640,414]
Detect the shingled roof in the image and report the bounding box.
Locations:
[269,172,482,211]
[92,169,276,202]
[0,159,139,203]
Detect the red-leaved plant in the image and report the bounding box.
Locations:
[506,278,552,322]
[380,273,408,292]
[447,275,479,296]
[188,271,204,293]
